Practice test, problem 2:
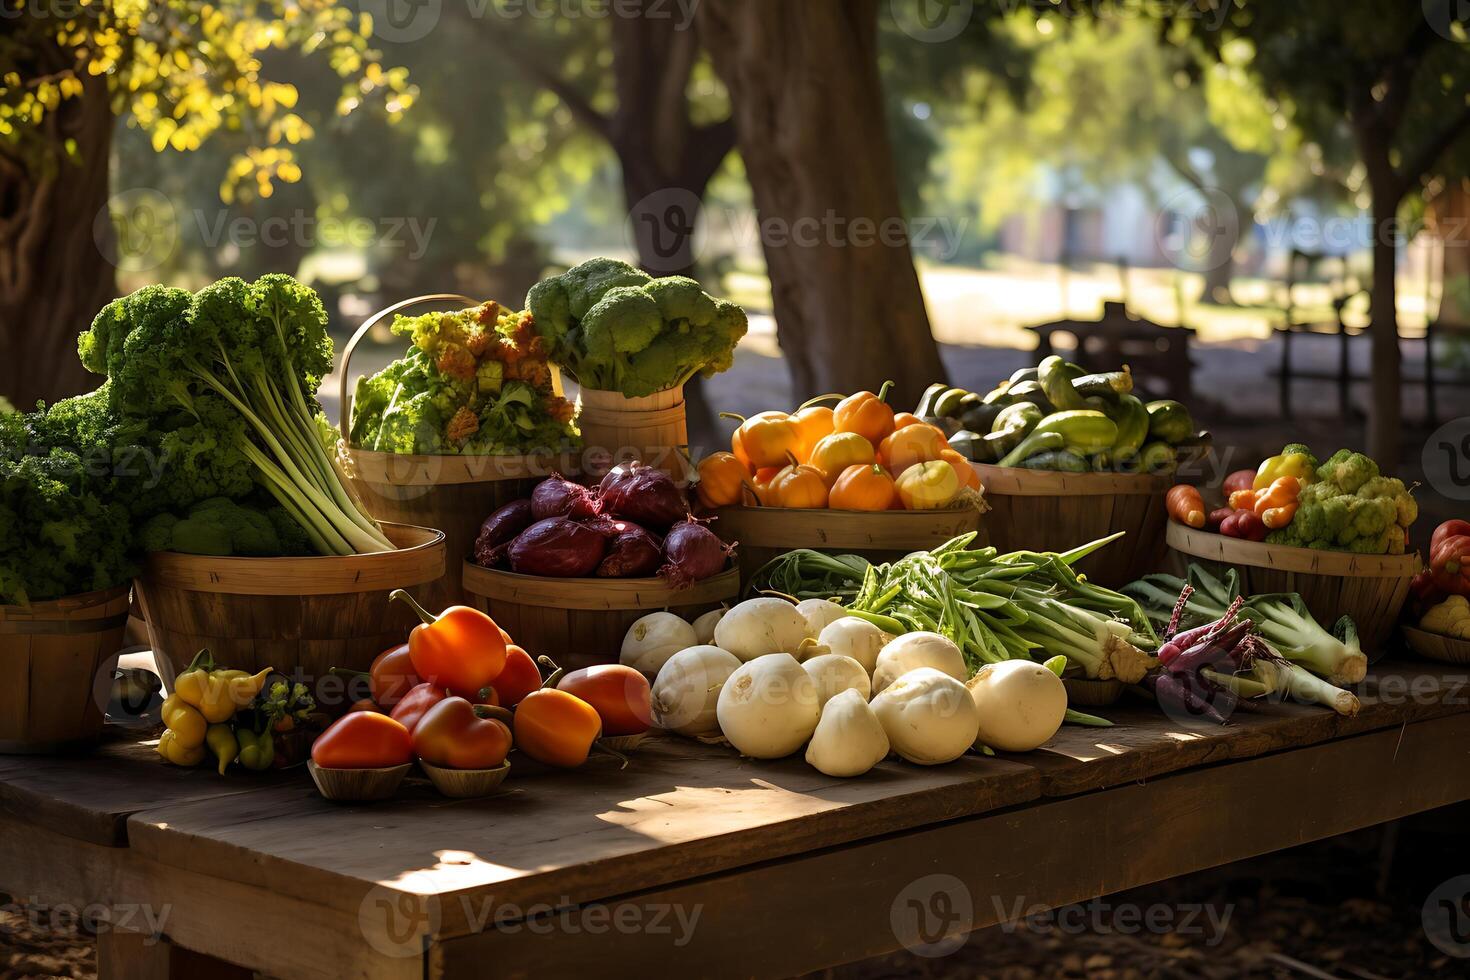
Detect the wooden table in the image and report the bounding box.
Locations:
[3,662,1469,980]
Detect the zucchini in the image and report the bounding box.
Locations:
[924,415,962,437]
[990,401,1043,437]
[1138,440,1178,473]
[1144,400,1196,444]
[946,429,987,462]
[1106,394,1150,457]
[1038,355,1088,412]
[1018,449,1089,473]
[914,382,950,418]
[1007,367,1039,385]
[997,431,1066,468]
[996,410,1116,468]
[931,387,969,418]
[1074,367,1134,400]
[981,382,1013,406]
[1002,379,1055,413]
[959,401,1003,434]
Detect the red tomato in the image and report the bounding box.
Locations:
[556,664,652,737]
[311,712,413,769]
[491,645,542,708]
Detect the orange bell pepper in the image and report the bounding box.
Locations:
[808,431,876,486]
[389,681,450,734]
[330,642,421,711]
[696,451,755,509]
[829,463,897,511]
[311,711,414,769]
[1227,476,1300,530]
[878,423,946,473]
[833,381,896,445]
[939,449,980,489]
[723,411,800,470]
[556,663,652,737]
[392,590,507,700]
[411,696,513,770]
[748,465,782,506]
[790,405,836,461]
[893,412,925,430]
[770,455,829,508]
[513,688,603,767]
[487,645,541,708]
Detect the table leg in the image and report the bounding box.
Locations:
[96,931,255,980]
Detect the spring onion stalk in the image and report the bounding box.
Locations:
[1242,652,1362,717]
[1125,566,1366,684]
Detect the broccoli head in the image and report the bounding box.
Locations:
[140,498,289,557]
[1317,449,1377,494]
[1277,447,1417,555]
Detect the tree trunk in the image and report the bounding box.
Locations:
[1197,249,1237,306]
[0,72,115,409]
[698,0,946,409]
[1365,177,1403,472]
[1432,180,1470,324]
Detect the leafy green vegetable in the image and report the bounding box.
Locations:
[76,275,392,556]
[139,497,312,557]
[527,258,748,396]
[350,302,578,456]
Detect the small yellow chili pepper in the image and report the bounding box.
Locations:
[157,729,207,767]
[206,724,240,776]
[160,694,207,748]
[174,650,272,724]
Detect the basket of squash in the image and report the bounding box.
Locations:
[696,383,988,588]
[925,357,1210,588]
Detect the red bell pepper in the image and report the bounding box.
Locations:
[411,697,513,770]
[1430,520,1470,595]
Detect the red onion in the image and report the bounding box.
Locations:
[531,474,600,521]
[509,518,609,577]
[599,462,688,530]
[597,522,663,578]
[659,518,731,587]
[473,499,535,567]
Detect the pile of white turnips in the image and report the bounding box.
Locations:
[619,596,1069,778]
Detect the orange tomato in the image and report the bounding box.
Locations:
[514,688,603,767]
[829,463,897,511]
[557,664,652,737]
[940,449,980,490]
[726,412,799,470]
[790,405,836,461]
[833,382,896,445]
[808,431,876,486]
[878,423,946,472]
[411,697,513,770]
[696,451,753,509]
[311,711,414,769]
[770,457,829,508]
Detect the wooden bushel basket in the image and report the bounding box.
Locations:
[973,465,1170,588]
[462,562,739,672]
[1166,522,1419,652]
[337,294,576,609]
[136,524,445,693]
[712,506,988,589]
[575,386,690,480]
[0,586,131,754]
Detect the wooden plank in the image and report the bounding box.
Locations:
[123,736,1039,938]
[0,736,292,847]
[0,814,422,980]
[433,713,1470,979]
[1011,662,1470,797]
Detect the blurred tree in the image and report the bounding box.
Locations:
[1155,0,1470,467]
[0,0,413,409]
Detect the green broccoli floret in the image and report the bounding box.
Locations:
[266,505,314,557]
[582,286,664,360]
[140,498,286,557]
[560,258,652,320]
[1317,450,1377,494]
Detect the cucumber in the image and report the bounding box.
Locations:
[1106,394,1150,457]
[1018,449,1089,473]
[946,429,987,462]
[1145,400,1195,444]
[997,430,1066,468]
[981,382,1013,406]
[959,401,1003,434]
[1038,355,1088,412]
[990,401,1043,437]
[1037,409,1118,454]
[1007,367,1039,385]
[914,382,949,418]
[1138,440,1178,473]
[1003,379,1055,413]
[931,387,969,418]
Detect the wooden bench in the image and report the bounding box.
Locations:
[1,662,1467,979]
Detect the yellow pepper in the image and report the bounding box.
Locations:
[175,650,272,724]
[895,460,961,511]
[1254,450,1315,490]
[157,729,207,767]
[160,694,207,748]
[206,724,240,776]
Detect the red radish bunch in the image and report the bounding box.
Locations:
[1144,584,1269,725]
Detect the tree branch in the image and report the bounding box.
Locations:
[512,56,613,143]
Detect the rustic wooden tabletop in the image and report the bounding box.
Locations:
[2,661,1467,980]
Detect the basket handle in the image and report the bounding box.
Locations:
[337,293,478,443]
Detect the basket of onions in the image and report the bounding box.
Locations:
[462,464,740,671]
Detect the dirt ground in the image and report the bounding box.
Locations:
[5,806,1466,980]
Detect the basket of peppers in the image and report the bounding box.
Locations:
[695,383,988,587]
[1401,519,1470,664]
[308,592,654,802]
[156,650,317,773]
[1164,444,1420,650]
